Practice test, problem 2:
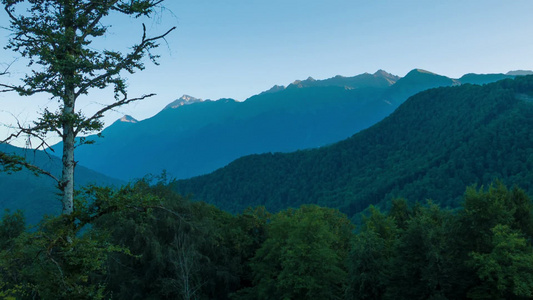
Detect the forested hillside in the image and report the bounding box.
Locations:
[173,76,533,218]
[2,180,532,299]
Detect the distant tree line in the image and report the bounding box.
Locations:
[0,179,532,299]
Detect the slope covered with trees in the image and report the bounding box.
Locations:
[173,75,533,218]
[2,180,532,299]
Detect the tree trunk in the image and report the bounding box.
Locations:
[60,1,76,216]
[61,90,75,215]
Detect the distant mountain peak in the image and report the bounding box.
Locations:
[215,98,238,104]
[289,79,304,89]
[373,69,400,83]
[411,68,435,75]
[289,76,316,87]
[402,69,455,81]
[164,95,203,110]
[119,115,138,123]
[260,85,286,95]
[109,114,138,127]
[389,68,460,96]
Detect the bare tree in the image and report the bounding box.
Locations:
[165,231,206,300]
[0,0,175,216]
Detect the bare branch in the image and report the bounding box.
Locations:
[0,59,17,76]
[141,25,177,50]
[2,117,58,149]
[21,160,60,184]
[0,83,58,95]
[0,150,60,184]
[111,0,165,15]
[76,25,176,97]
[0,83,17,93]
[47,250,69,291]
[150,205,191,224]
[80,0,121,41]
[0,60,20,93]
[3,3,20,24]
[75,93,155,135]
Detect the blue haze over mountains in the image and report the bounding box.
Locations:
[51,69,522,181]
[0,143,123,224]
[2,69,532,223]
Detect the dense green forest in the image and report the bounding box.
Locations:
[1,0,531,298]
[1,179,532,299]
[2,76,532,299]
[173,75,533,219]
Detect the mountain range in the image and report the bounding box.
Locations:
[3,69,531,222]
[51,69,523,181]
[172,75,533,219]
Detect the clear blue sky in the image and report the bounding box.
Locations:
[1,0,533,144]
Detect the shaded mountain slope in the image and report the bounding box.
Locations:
[382,69,459,104]
[0,144,123,224]
[172,76,533,218]
[459,73,514,85]
[54,69,468,181]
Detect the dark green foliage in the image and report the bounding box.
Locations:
[0,210,25,250]
[346,183,533,300]
[173,75,533,219]
[0,179,159,299]
[387,202,458,299]
[469,225,533,299]
[1,180,532,299]
[94,179,269,300]
[346,207,398,300]
[0,153,26,174]
[387,198,411,230]
[455,182,533,298]
[0,219,115,299]
[459,182,533,254]
[236,205,353,300]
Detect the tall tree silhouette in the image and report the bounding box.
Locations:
[0,0,175,215]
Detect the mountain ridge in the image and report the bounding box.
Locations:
[172,75,533,218]
[51,69,527,181]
